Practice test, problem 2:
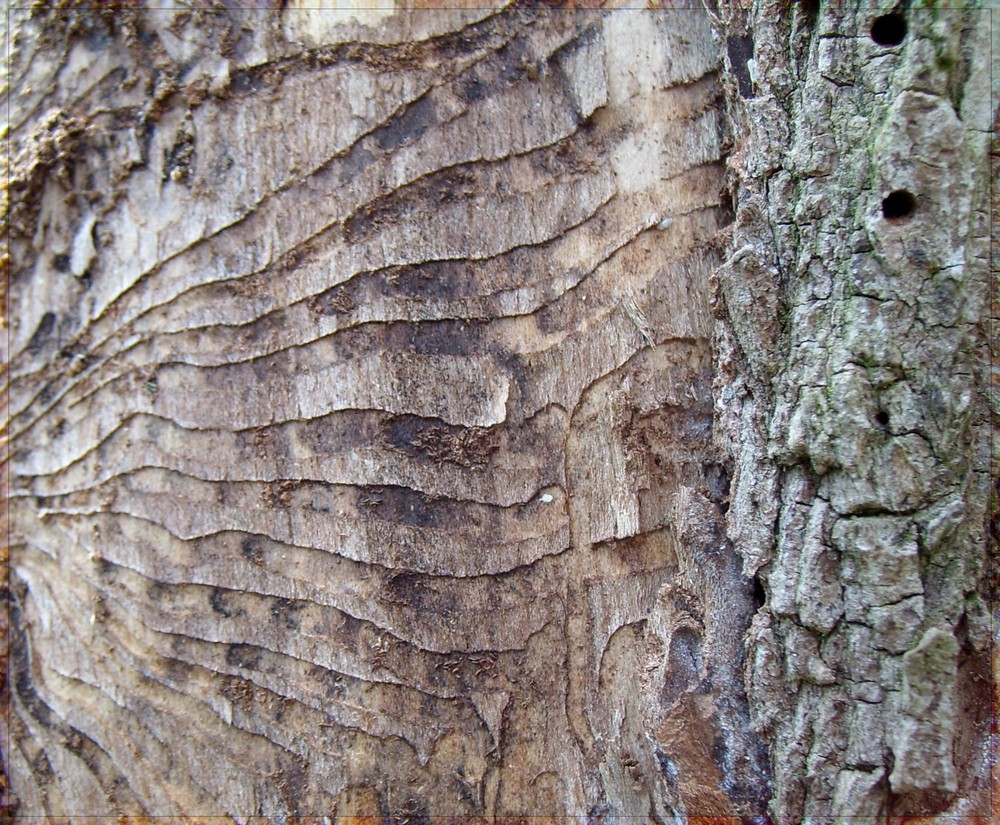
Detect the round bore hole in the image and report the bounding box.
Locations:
[881,190,916,221]
[875,410,890,427]
[870,13,907,46]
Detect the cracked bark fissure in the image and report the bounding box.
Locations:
[1,1,994,820]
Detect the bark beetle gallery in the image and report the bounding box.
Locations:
[3,2,994,821]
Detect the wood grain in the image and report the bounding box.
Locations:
[4,3,767,818]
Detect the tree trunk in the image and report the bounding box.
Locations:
[2,1,993,820]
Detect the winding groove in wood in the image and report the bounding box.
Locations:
[5,4,769,818]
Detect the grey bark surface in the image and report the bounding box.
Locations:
[716,2,995,821]
[1,1,994,821]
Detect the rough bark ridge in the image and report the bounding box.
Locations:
[714,2,995,820]
[3,2,772,818]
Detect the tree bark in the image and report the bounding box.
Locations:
[716,3,996,820]
[1,1,993,821]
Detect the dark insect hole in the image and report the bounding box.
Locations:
[881,190,916,221]
[871,13,907,47]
